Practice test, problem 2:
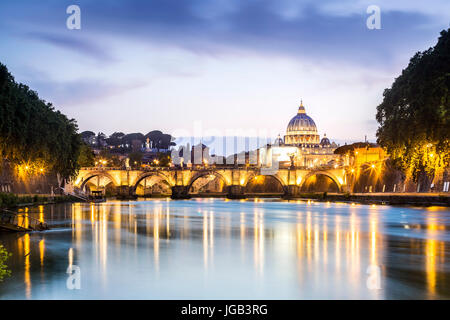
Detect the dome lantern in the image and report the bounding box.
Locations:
[297,100,306,114]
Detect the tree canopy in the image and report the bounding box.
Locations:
[145,130,175,149]
[0,245,11,282]
[77,143,96,167]
[0,63,81,180]
[376,29,449,183]
[334,142,377,155]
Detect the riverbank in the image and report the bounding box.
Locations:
[280,192,449,206]
[0,193,78,209]
[320,192,450,207]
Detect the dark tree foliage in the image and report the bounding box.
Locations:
[145,130,176,149]
[110,132,125,139]
[157,152,172,167]
[334,142,377,155]
[106,132,125,147]
[0,245,11,282]
[122,133,145,145]
[80,131,95,140]
[78,143,95,167]
[128,151,143,168]
[376,29,450,182]
[98,149,123,167]
[0,63,81,180]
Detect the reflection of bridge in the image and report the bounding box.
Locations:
[74,166,349,199]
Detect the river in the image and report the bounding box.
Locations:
[0,198,449,299]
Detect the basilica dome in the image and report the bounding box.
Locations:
[284,101,320,146]
[320,134,331,147]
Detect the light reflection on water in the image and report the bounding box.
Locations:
[0,198,449,299]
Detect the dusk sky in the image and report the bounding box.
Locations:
[0,0,449,144]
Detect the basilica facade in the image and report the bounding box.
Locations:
[260,101,342,168]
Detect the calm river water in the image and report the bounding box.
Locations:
[0,198,449,299]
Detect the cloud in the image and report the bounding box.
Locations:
[3,0,447,67]
[58,0,441,69]
[28,76,148,108]
[24,31,115,63]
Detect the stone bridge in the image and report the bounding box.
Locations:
[73,165,350,199]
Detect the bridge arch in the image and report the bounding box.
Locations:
[131,172,174,194]
[244,173,287,194]
[300,171,341,192]
[187,171,229,193]
[79,172,119,191]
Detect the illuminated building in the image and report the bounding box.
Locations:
[260,101,341,168]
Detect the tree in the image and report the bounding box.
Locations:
[110,132,125,139]
[77,143,95,167]
[97,149,123,167]
[0,63,82,182]
[0,245,11,282]
[156,152,172,167]
[96,132,107,147]
[80,131,95,140]
[145,130,176,150]
[376,29,449,187]
[128,151,143,169]
[334,142,376,156]
[106,132,125,148]
[122,133,145,145]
